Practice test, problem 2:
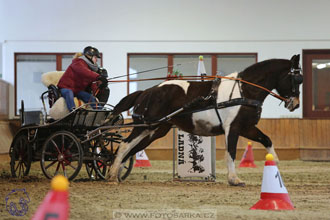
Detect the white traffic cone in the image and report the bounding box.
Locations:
[197,55,207,80]
[250,154,294,210]
[134,150,151,167]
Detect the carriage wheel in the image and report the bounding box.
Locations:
[118,156,134,182]
[40,131,83,181]
[84,143,107,180]
[92,146,114,180]
[92,153,134,181]
[85,161,105,180]
[85,146,107,181]
[92,143,134,181]
[10,134,32,178]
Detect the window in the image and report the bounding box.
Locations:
[14,53,103,115]
[129,55,168,93]
[173,55,212,76]
[128,53,257,95]
[217,55,256,76]
[303,50,330,118]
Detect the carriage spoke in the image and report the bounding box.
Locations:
[51,139,61,153]
[61,134,66,152]
[45,160,57,170]
[61,162,67,177]
[96,162,105,169]
[43,152,54,156]
[19,139,24,151]
[18,162,22,177]
[21,163,25,176]
[23,158,29,166]
[54,161,61,176]
[15,162,20,173]
[70,153,80,159]
[67,162,77,170]
[67,141,74,150]
[17,164,21,177]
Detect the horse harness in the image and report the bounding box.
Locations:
[179,75,262,124]
[177,66,303,124]
[134,76,262,125]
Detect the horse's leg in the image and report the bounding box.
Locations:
[122,123,172,162]
[108,127,152,182]
[225,128,245,186]
[240,126,279,162]
[108,124,172,182]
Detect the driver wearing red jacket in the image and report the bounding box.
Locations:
[57,46,108,111]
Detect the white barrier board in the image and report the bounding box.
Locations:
[177,129,213,178]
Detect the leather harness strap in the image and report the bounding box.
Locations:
[209,78,223,125]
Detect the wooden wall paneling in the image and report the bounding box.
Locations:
[2,119,330,160]
[0,80,9,119]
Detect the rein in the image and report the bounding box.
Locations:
[108,75,289,102]
[108,61,196,80]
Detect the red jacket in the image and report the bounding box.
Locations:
[57,58,99,95]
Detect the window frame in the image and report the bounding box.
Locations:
[127,53,258,95]
[303,49,330,118]
[14,52,103,116]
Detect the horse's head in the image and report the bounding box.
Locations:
[275,54,303,112]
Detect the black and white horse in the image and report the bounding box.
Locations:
[109,55,302,186]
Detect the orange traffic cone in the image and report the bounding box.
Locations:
[134,150,151,167]
[239,142,257,168]
[250,154,294,210]
[32,175,70,220]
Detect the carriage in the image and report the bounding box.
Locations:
[9,96,134,181]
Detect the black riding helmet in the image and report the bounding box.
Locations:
[83,46,101,58]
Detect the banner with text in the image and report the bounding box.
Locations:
[177,129,212,178]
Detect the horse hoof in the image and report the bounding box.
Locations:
[108,181,119,185]
[229,182,245,187]
[108,176,119,183]
[228,180,246,187]
[108,175,118,182]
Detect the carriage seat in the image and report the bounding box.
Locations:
[41,71,85,120]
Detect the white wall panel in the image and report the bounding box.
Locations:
[1,0,330,118]
[1,0,330,42]
[4,40,330,118]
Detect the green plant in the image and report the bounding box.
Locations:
[167,69,183,78]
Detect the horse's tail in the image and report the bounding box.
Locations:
[112,90,143,115]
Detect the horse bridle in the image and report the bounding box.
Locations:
[289,66,303,97]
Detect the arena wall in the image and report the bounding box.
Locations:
[1,0,330,119]
[1,118,329,160]
[144,119,330,161]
